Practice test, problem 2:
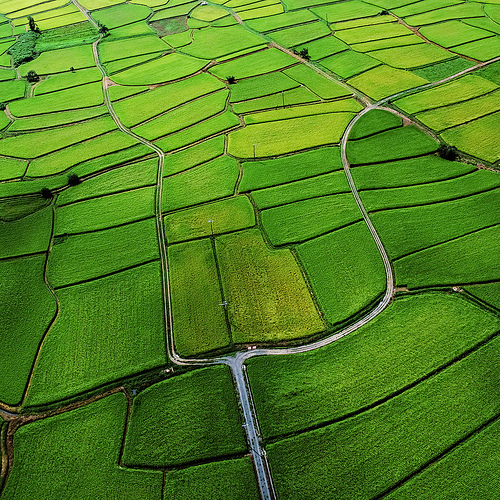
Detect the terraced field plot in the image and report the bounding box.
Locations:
[0,0,499,499]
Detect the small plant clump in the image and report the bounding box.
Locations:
[226,75,236,84]
[98,23,110,37]
[40,187,53,199]
[7,30,40,67]
[27,70,40,83]
[380,9,390,15]
[68,173,81,186]
[438,143,459,161]
[293,48,310,60]
[0,103,6,111]
[27,16,41,34]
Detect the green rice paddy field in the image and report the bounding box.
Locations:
[0,0,499,498]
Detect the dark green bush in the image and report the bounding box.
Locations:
[7,31,40,67]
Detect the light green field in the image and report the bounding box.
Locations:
[9,81,104,116]
[165,196,255,243]
[412,57,475,84]
[351,34,424,53]
[104,53,160,75]
[296,221,386,326]
[393,0,464,17]
[348,65,429,100]
[228,112,354,157]
[209,48,297,79]
[269,21,331,48]
[168,238,230,356]
[0,156,27,181]
[252,170,350,208]
[47,218,159,288]
[133,90,229,140]
[349,109,402,139]
[108,84,149,101]
[295,35,349,60]
[239,146,343,191]
[163,155,239,211]
[310,1,381,22]
[112,52,208,85]
[262,193,361,245]
[420,20,493,48]
[246,10,317,32]
[216,228,324,343]
[24,262,166,407]
[0,254,57,406]
[3,394,163,497]
[441,111,500,163]
[394,75,498,113]
[93,3,151,29]
[0,79,25,102]
[191,4,228,21]
[320,50,381,78]
[98,35,167,62]
[229,72,299,102]
[369,43,453,68]
[334,22,411,45]
[123,366,246,465]
[405,2,485,26]
[114,72,224,127]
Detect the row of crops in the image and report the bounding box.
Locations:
[0,0,499,497]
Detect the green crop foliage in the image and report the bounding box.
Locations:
[369,43,453,68]
[413,56,476,82]
[394,224,500,288]
[296,221,386,326]
[334,22,411,45]
[238,4,284,21]
[395,75,498,114]
[284,64,352,99]
[262,193,361,245]
[34,22,99,52]
[351,155,474,190]
[405,2,485,27]
[24,262,166,407]
[0,80,26,103]
[349,109,402,139]
[182,24,264,59]
[351,33,423,53]
[164,457,259,499]
[228,112,354,157]
[465,282,500,310]
[247,292,500,439]
[0,205,52,258]
[9,81,104,116]
[216,228,324,343]
[360,169,500,212]
[229,72,299,103]
[347,125,438,165]
[393,0,464,17]
[114,73,224,127]
[348,65,428,100]
[252,170,350,209]
[246,10,317,31]
[294,35,349,60]
[34,67,102,95]
[0,156,27,181]
[168,239,230,356]
[210,48,296,80]
[58,158,158,206]
[320,50,381,79]
[0,254,56,405]
[311,1,383,23]
[93,3,151,29]
[47,218,159,288]
[240,146,343,191]
[420,20,493,48]
[269,21,330,47]
[112,52,207,86]
[7,30,39,67]
[162,155,239,212]
[55,186,156,235]
[267,334,500,500]
[134,90,229,141]
[108,84,149,101]
[3,393,163,497]
[123,366,246,465]
[165,196,255,243]
[105,53,160,75]
[98,34,167,63]
[441,111,500,163]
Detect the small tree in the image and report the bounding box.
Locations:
[226,76,236,84]
[41,187,53,199]
[70,66,75,72]
[380,9,390,15]
[438,144,458,161]
[299,48,310,60]
[68,173,81,186]
[98,22,109,36]
[27,70,40,83]
[27,16,41,33]
[0,102,6,111]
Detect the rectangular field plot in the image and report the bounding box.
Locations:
[269,21,331,48]
[360,169,500,211]
[252,170,350,208]
[419,20,494,48]
[229,72,299,102]
[246,10,318,31]
[0,80,26,103]
[54,186,156,235]
[404,2,485,26]
[168,239,230,356]
[266,332,500,500]
[349,108,402,139]
[261,192,361,245]
[228,112,354,157]
[92,3,151,28]
[370,188,500,260]
[247,292,500,439]
[165,196,255,243]
[34,67,102,95]
[392,0,464,17]
[334,22,412,45]
[441,111,500,163]
[394,75,498,114]
[348,65,429,100]
[0,156,27,182]
[351,155,474,189]
[394,224,500,288]
[319,50,381,79]
[216,228,324,343]
[296,221,386,326]
[98,35,167,63]
[347,125,438,165]
[310,1,381,23]
[239,146,343,191]
[164,458,259,500]
[114,73,225,127]
[294,35,349,60]
[162,155,239,211]
[209,48,297,80]
[47,218,159,288]
[368,43,453,68]
[23,262,166,407]
[57,158,158,205]
[123,366,246,465]
[351,33,424,53]
[0,254,57,406]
